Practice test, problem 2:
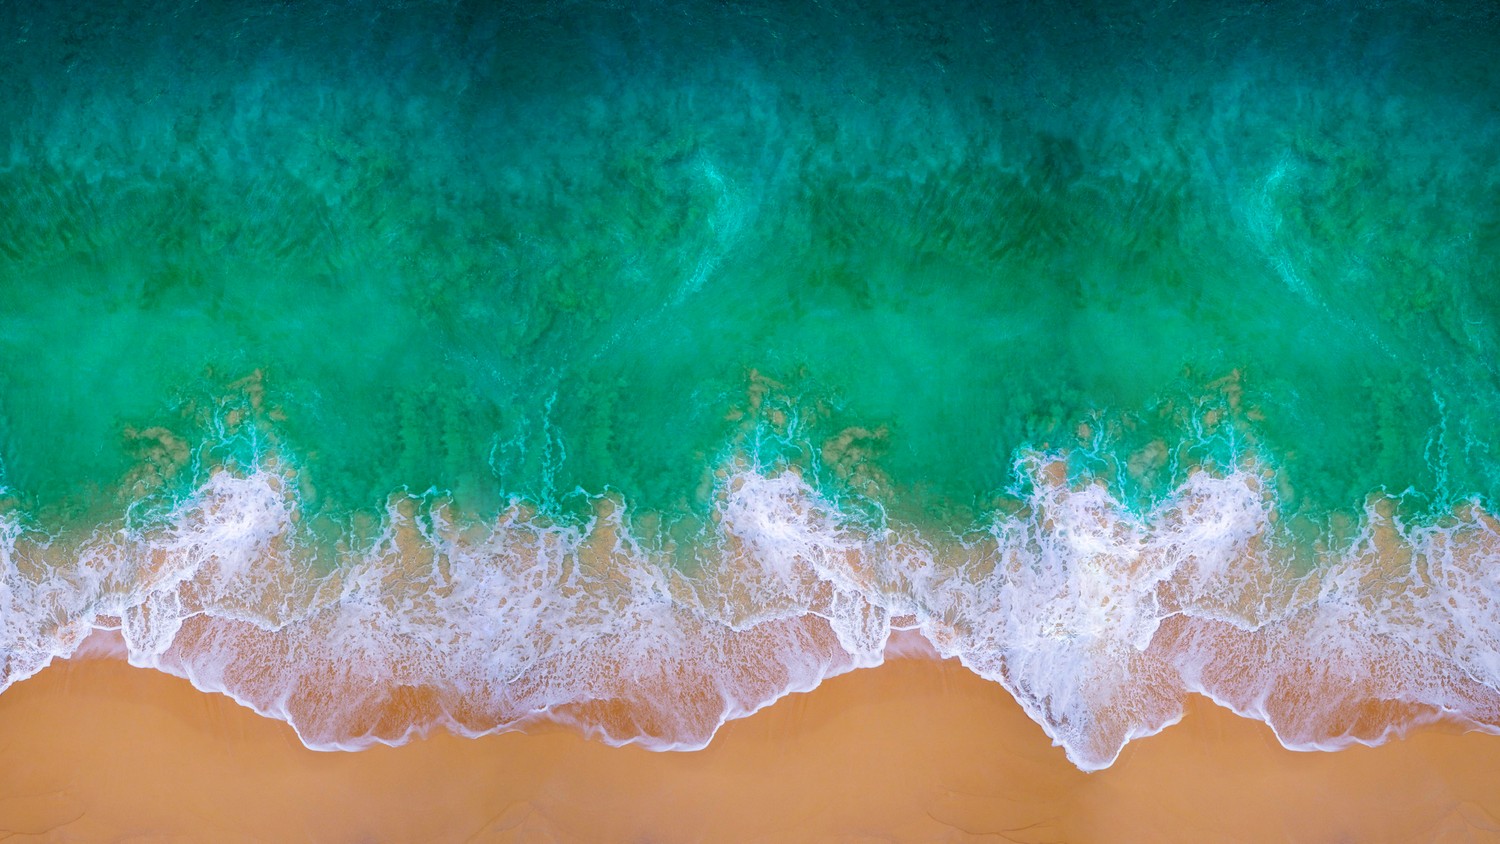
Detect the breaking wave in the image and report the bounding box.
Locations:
[4,454,1500,772]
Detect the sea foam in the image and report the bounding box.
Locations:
[3,457,1499,771]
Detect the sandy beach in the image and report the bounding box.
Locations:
[3,639,1499,843]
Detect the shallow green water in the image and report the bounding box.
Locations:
[2,0,1499,534]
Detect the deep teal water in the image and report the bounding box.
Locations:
[1,0,1498,535]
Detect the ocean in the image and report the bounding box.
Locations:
[2,0,1499,771]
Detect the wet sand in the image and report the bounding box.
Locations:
[3,649,1500,843]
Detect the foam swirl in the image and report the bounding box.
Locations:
[3,458,1499,771]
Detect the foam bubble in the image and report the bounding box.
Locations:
[4,457,1500,770]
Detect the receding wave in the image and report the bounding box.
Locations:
[3,454,1499,772]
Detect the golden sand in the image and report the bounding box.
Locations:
[2,645,1500,842]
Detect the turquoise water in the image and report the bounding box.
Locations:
[3,0,1499,528]
[4,0,1500,771]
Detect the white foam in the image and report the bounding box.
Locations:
[4,457,1500,771]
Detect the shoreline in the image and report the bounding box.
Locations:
[3,649,1500,841]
